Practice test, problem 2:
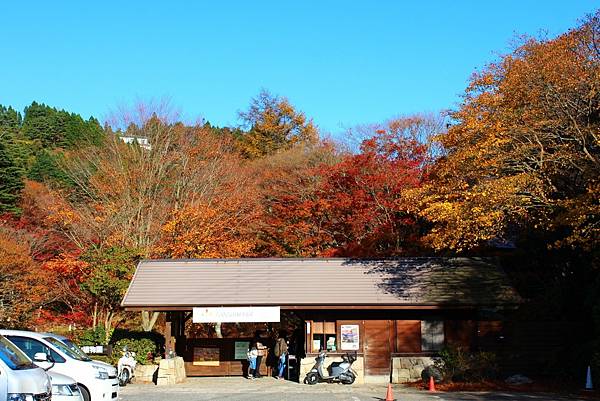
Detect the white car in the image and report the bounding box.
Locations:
[0,334,51,401]
[48,371,84,401]
[0,330,118,401]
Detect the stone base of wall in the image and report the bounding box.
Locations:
[299,355,364,384]
[156,356,187,385]
[133,364,159,384]
[391,356,437,383]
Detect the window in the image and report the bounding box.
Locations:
[310,321,337,352]
[421,321,444,351]
[6,336,66,363]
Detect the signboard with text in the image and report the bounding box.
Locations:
[340,324,360,350]
[192,306,280,323]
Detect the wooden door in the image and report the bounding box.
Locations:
[363,320,392,376]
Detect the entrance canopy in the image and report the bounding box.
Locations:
[121,257,521,310]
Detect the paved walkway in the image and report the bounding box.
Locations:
[118,377,590,401]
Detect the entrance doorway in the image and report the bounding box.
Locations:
[363,320,392,377]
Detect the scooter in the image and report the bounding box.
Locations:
[117,347,137,386]
[304,351,357,385]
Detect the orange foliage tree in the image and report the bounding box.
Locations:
[417,13,600,252]
[0,232,50,328]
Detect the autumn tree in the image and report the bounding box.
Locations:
[56,102,251,330]
[154,188,261,259]
[238,90,319,158]
[0,232,50,327]
[259,115,441,257]
[252,144,338,256]
[418,13,600,252]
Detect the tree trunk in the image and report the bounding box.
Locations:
[103,309,114,345]
[141,310,160,331]
[215,322,223,338]
[92,302,98,330]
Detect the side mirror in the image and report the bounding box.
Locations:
[33,352,48,362]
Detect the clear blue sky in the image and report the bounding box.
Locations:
[1,1,597,135]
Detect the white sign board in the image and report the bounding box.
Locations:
[192,306,280,323]
[340,324,360,350]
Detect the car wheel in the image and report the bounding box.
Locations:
[79,385,91,401]
[305,372,319,385]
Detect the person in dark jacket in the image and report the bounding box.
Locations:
[274,330,288,379]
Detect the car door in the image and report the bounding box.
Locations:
[0,362,7,401]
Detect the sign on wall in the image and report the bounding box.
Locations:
[193,347,220,366]
[340,324,360,350]
[192,306,280,323]
[234,341,250,360]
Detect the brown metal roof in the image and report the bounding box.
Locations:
[121,257,522,309]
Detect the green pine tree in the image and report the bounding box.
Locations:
[0,140,24,214]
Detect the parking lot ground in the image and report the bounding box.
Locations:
[118,377,591,401]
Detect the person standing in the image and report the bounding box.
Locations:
[274,331,288,380]
[246,343,258,379]
[254,331,267,378]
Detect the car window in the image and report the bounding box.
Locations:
[44,337,88,361]
[6,336,66,363]
[0,336,36,370]
[53,338,91,361]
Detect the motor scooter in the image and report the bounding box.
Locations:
[117,347,137,386]
[304,351,357,385]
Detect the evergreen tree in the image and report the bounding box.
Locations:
[0,141,24,214]
[0,105,22,139]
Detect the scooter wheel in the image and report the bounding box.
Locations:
[305,372,319,385]
[119,369,130,386]
[341,372,355,385]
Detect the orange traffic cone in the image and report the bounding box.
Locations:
[385,382,394,401]
[428,376,436,392]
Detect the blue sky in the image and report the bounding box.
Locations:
[1,1,597,135]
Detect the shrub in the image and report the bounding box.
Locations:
[434,346,498,382]
[421,365,443,383]
[113,338,157,365]
[78,326,112,346]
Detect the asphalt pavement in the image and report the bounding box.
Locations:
[117,377,591,401]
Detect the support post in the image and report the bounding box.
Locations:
[165,313,174,357]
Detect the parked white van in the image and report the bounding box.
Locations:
[0,330,118,401]
[0,334,51,401]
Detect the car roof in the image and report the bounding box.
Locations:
[0,329,50,339]
[43,332,67,340]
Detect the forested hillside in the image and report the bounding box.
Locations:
[0,11,598,382]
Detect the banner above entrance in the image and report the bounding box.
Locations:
[192,306,281,323]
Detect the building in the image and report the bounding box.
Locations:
[118,135,151,150]
[121,257,521,383]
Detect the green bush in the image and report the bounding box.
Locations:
[435,346,498,382]
[113,338,157,365]
[78,326,112,346]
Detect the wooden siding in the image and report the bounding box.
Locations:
[445,320,477,350]
[395,320,421,353]
[364,320,393,376]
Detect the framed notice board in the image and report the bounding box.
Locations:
[193,347,220,366]
[234,341,250,360]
